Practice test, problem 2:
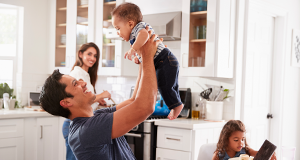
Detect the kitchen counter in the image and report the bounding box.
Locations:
[0,108,54,119]
[154,118,226,130]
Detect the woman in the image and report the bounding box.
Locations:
[62,42,111,160]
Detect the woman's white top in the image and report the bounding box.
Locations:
[69,66,99,109]
[69,66,95,94]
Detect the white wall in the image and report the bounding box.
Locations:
[0,0,50,105]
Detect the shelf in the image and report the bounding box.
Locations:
[78,22,88,26]
[57,23,67,27]
[190,39,206,43]
[57,7,67,11]
[190,11,207,18]
[103,43,115,46]
[57,45,66,48]
[104,19,112,23]
[78,5,88,9]
[104,1,116,6]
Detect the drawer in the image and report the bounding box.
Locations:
[156,148,191,160]
[157,126,192,152]
[0,119,24,139]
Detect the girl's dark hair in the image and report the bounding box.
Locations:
[215,120,250,159]
[71,42,100,93]
[39,69,73,119]
[111,2,143,24]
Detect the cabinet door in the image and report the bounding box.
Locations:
[0,137,24,160]
[180,0,235,78]
[36,117,59,160]
[156,148,191,160]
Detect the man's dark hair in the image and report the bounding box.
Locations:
[111,2,143,24]
[39,69,73,118]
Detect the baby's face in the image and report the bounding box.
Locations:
[112,15,133,41]
[227,131,245,153]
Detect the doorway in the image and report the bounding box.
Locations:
[239,0,288,156]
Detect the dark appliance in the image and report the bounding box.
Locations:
[125,87,192,160]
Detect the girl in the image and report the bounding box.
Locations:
[62,42,111,160]
[212,120,276,160]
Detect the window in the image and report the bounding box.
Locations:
[0,4,23,88]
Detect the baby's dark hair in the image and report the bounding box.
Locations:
[215,120,250,159]
[111,2,143,24]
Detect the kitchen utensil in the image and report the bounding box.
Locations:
[110,98,116,105]
[200,88,212,100]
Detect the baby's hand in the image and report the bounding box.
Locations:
[124,48,136,61]
[133,56,140,64]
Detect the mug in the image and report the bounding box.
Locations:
[9,99,16,110]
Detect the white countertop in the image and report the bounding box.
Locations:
[0,108,54,119]
[154,118,226,130]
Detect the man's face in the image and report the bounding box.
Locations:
[60,75,95,107]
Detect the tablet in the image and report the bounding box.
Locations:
[253,139,277,160]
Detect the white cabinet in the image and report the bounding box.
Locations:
[180,0,236,78]
[0,137,24,160]
[36,117,59,160]
[156,125,223,160]
[0,117,64,160]
[0,119,24,160]
[95,0,138,76]
[156,148,191,160]
[49,0,96,75]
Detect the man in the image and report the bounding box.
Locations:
[39,31,160,159]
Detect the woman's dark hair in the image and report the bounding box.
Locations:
[71,42,100,93]
[215,120,250,159]
[39,69,73,119]
[111,2,143,24]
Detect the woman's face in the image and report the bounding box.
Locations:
[79,47,98,68]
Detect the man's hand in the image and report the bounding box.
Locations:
[139,33,162,59]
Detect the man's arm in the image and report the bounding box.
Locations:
[111,32,159,139]
[114,63,142,109]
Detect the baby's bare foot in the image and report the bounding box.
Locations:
[167,104,184,120]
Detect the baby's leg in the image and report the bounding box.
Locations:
[168,104,184,120]
[156,49,183,120]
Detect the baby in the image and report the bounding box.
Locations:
[111,2,183,120]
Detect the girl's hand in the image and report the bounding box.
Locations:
[270,152,277,160]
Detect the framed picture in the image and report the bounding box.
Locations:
[291,29,300,67]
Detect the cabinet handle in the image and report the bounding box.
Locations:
[166,137,181,141]
[40,126,43,139]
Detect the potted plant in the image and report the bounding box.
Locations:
[0,83,19,108]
